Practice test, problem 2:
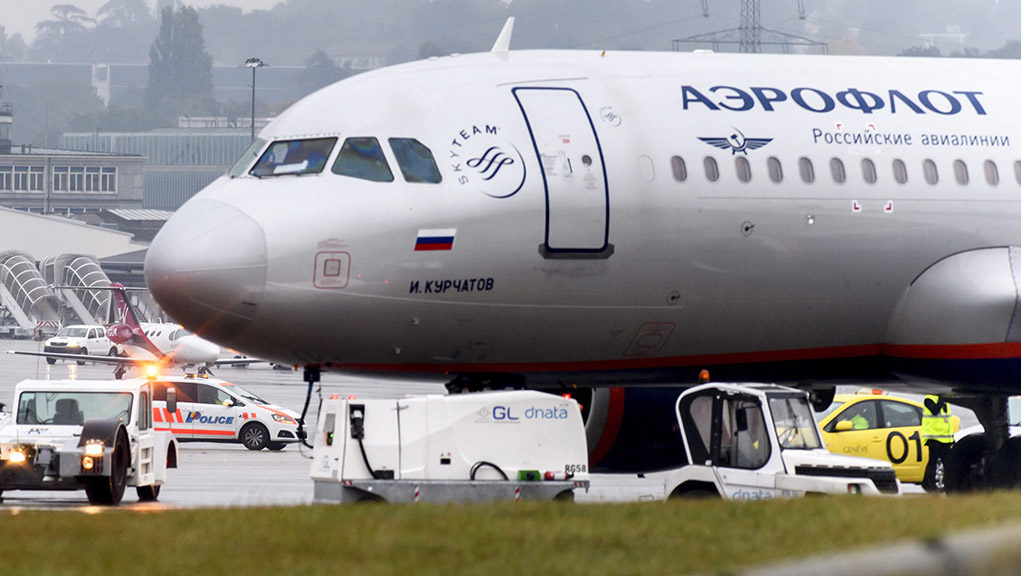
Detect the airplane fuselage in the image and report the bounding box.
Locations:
[146,50,1021,392]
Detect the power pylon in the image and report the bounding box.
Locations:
[673,0,826,54]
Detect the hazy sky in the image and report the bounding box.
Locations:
[0,0,283,41]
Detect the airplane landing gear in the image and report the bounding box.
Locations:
[945,395,1019,491]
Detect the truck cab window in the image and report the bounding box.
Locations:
[388,138,442,183]
[720,397,769,469]
[332,137,394,182]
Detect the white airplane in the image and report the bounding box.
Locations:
[13,284,254,377]
[144,20,1021,488]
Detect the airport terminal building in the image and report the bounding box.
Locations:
[0,146,144,214]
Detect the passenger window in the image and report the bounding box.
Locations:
[880,401,920,428]
[152,383,167,403]
[923,159,939,185]
[388,138,442,183]
[250,138,336,177]
[953,159,969,185]
[830,158,846,184]
[861,158,877,184]
[892,159,908,184]
[332,137,394,182]
[798,157,814,183]
[735,156,751,183]
[196,384,233,406]
[172,382,197,403]
[826,400,878,432]
[670,156,687,182]
[703,156,719,182]
[985,160,999,185]
[767,157,783,183]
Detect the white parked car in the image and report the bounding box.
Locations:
[43,325,118,364]
[149,375,302,450]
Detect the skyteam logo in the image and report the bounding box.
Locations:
[699,128,772,155]
[449,124,526,199]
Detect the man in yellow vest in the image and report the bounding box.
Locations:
[922,395,954,491]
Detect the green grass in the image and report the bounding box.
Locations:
[1,493,1020,575]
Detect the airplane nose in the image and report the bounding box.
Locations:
[145,199,267,344]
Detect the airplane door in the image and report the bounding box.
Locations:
[513,87,611,257]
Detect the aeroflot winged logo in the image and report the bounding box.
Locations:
[699,128,772,155]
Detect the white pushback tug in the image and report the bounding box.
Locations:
[0,378,178,505]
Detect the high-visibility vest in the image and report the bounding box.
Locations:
[922,394,954,444]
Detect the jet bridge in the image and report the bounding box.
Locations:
[41,254,113,326]
[0,251,61,334]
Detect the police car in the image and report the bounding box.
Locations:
[149,375,301,450]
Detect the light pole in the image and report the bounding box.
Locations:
[244,57,266,141]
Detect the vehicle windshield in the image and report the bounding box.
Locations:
[768,395,823,450]
[229,138,266,177]
[224,384,267,404]
[250,137,336,177]
[17,391,133,425]
[56,326,89,338]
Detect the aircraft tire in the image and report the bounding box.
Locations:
[989,437,1021,489]
[945,434,989,493]
[240,422,269,450]
[136,484,161,502]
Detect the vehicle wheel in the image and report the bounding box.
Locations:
[84,429,129,505]
[945,435,989,493]
[922,456,946,492]
[240,422,269,450]
[108,347,118,357]
[266,442,287,451]
[989,437,1021,489]
[668,483,720,499]
[46,356,56,365]
[76,348,88,365]
[136,484,161,502]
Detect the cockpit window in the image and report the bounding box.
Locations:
[388,138,442,183]
[331,137,394,182]
[250,138,336,177]
[229,138,267,177]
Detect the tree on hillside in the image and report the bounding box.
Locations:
[144,5,216,126]
[301,49,347,94]
[32,4,96,61]
[97,0,152,28]
[898,46,942,57]
[0,26,27,61]
[35,4,95,39]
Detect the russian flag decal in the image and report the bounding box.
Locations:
[415,228,456,251]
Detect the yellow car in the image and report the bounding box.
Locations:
[817,393,959,487]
